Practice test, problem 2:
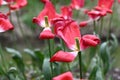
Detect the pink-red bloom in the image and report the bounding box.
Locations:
[50,18,100,62]
[52,71,73,80]
[50,50,77,62]
[33,0,59,27]
[95,0,114,14]
[60,6,73,19]
[0,13,14,32]
[10,0,27,10]
[39,27,55,39]
[70,0,84,10]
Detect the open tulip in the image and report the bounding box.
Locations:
[33,0,59,27]
[50,18,100,62]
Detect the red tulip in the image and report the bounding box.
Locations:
[51,18,100,62]
[0,13,14,32]
[10,0,27,10]
[70,0,84,10]
[60,6,73,19]
[39,27,55,39]
[50,50,77,62]
[80,35,100,50]
[95,0,114,14]
[52,71,73,80]
[33,0,59,27]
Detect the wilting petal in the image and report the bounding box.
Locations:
[54,21,81,50]
[50,50,78,62]
[39,27,55,39]
[33,0,59,27]
[52,71,73,80]
[10,0,27,10]
[70,0,84,10]
[60,6,73,19]
[80,35,100,50]
[0,13,14,32]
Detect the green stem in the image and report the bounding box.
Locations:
[93,20,97,35]
[47,40,54,78]
[99,17,104,37]
[78,51,82,79]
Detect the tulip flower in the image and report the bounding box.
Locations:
[0,13,14,32]
[50,18,100,62]
[33,0,59,27]
[79,9,104,27]
[60,6,73,19]
[95,0,114,14]
[10,0,27,10]
[52,71,73,80]
[70,0,84,10]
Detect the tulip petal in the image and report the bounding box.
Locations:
[39,28,55,39]
[52,71,73,80]
[54,21,81,50]
[0,13,14,33]
[50,50,78,62]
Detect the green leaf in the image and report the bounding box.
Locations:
[89,47,97,60]
[6,48,25,73]
[34,49,44,70]
[99,42,110,74]
[0,65,5,75]
[53,62,61,76]
[89,65,98,80]
[109,34,118,53]
[8,67,17,74]
[43,58,52,80]
[6,48,22,58]
[24,48,36,59]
